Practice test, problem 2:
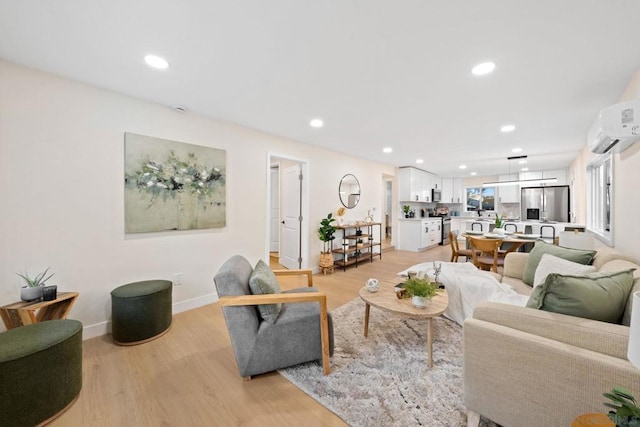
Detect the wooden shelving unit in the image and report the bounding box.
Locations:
[332,222,382,271]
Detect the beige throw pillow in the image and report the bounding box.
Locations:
[533,253,596,287]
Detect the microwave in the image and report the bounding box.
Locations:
[432,188,442,202]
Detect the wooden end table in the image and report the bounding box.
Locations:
[358,282,448,368]
[0,292,79,329]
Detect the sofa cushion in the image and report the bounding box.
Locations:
[533,254,596,287]
[522,241,596,285]
[600,259,640,326]
[249,260,282,323]
[526,269,636,323]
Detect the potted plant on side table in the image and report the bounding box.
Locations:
[317,213,337,274]
[403,277,440,308]
[17,267,55,302]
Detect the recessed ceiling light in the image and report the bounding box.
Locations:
[416,159,424,164]
[500,124,516,133]
[144,54,169,69]
[383,147,393,153]
[521,167,529,171]
[309,118,324,128]
[459,165,467,170]
[518,159,527,164]
[512,148,523,153]
[471,61,496,76]
[470,172,477,176]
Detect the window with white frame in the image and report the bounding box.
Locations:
[465,187,495,211]
[587,153,613,245]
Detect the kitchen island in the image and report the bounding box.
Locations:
[456,218,585,244]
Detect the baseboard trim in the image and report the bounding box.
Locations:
[81,293,219,340]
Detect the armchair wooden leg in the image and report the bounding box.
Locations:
[319,295,331,375]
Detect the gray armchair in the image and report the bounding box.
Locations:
[214,255,334,380]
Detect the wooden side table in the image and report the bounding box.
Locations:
[0,292,79,329]
[571,413,614,427]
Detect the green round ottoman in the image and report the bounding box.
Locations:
[0,319,83,426]
[111,279,172,345]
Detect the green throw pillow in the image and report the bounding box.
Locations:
[522,241,596,285]
[526,269,635,323]
[249,260,282,323]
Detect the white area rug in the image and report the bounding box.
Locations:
[279,297,498,426]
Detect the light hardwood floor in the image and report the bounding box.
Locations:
[53,246,453,426]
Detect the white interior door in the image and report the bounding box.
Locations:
[280,164,301,269]
[270,166,280,253]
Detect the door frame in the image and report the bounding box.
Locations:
[265,152,310,269]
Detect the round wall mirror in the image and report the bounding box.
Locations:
[339,174,361,209]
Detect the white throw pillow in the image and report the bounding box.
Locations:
[533,253,596,287]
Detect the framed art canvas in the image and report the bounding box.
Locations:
[124,133,226,233]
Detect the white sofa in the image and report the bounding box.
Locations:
[464,246,640,427]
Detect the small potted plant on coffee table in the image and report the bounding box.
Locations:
[403,277,439,308]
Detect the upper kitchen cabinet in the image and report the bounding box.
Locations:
[399,167,421,201]
[543,169,567,186]
[497,174,519,203]
[442,178,463,203]
[399,167,440,202]
[520,169,568,186]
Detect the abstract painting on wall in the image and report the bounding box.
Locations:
[124,133,226,233]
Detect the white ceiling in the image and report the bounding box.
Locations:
[2,0,640,177]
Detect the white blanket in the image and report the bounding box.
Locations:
[399,262,529,325]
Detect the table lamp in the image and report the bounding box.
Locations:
[629,291,640,369]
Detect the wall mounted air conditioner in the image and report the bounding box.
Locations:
[588,99,640,154]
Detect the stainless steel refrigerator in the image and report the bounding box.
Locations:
[520,186,570,222]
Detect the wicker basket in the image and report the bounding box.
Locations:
[319,252,334,268]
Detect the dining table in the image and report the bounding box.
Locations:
[461,232,540,253]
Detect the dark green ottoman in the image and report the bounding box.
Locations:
[0,319,83,426]
[111,280,172,345]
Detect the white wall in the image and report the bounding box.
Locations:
[0,60,395,337]
[569,69,640,258]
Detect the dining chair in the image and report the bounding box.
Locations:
[503,223,517,233]
[468,237,504,273]
[449,230,475,262]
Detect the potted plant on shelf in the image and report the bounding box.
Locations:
[402,277,440,308]
[403,205,411,218]
[603,386,640,427]
[17,267,54,302]
[317,213,337,270]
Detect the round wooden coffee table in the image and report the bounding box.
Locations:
[358,282,448,368]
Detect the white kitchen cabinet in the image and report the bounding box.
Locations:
[399,167,438,202]
[519,170,568,186]
[398,220,421,251]
[429,219,442,245]
[398,219,440,251]
[420,220,430,248]
[543,169,567,186]
[399,168,418,201]
[442,178,463,203]
[497,174,519,203]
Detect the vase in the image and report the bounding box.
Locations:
[20,286,43,302]
[42,285,58,301]
[412,296,427,308]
